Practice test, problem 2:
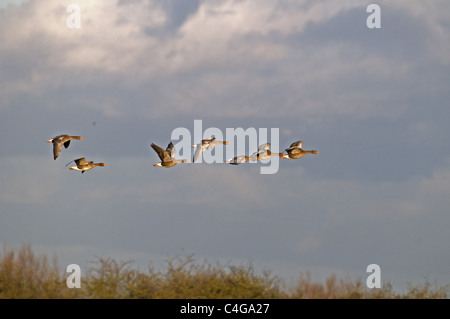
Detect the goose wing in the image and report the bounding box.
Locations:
[289,141,303,149]
[54,134,71,149]
[74,157,89,166]
[52,142,63,160]
[193,143,208,162]
[166,142,177,158]
[205,136,217,149]
[249,143,270,160]
[258,143,271,152]
[286,140,303,152]
[151,143,172,162]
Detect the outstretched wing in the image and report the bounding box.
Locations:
[205,136,216,149]
[290,141,303,149]
[65,160,74,167]
[193,143,208,162]
[166,142,176,158]
[52,142,63,160]
[286,140,303,152]
[258,143,271,152]
[151,143,172,162]
[203,136,215,143]
[249,143,270,160]
[74,157,89,167]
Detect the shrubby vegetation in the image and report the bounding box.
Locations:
[0,244,448,299]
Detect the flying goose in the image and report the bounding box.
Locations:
[225,143,268,165]
[225,155,251,165]
[284,141,318,159]
[249,143,288,161]
[151,142,189,167]
[46,134,83,160]
[66,157,106,173]
[192,136,231,162]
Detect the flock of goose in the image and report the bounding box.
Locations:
[224,140,318,165]
[46,134,318,172]
[46,134,105,173]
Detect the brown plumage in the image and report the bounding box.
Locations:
[46,134,83,160]
[225,155,251,165]
[151,142,189,168]
[284,141,318,159]
[67,157,106,174]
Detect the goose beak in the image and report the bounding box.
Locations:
[46,140,52,143]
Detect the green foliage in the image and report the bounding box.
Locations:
[0,244,448,299]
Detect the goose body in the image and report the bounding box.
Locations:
[67,157,106,173]
[192,136,231,162]
[250,143,288,161]
[285,141,318,159]
[258,149,288,160]
[225,144,269,165]
[46,134,83,160]
[151,142,189,167]
[225,155,251,165]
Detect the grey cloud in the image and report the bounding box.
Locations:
[1,0,450,292]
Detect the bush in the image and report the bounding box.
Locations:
[0,244,77,298]
[0,244,448,299]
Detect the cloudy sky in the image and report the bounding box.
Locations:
[1,0,449,292]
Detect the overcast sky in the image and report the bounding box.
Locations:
[1,0,449,293]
